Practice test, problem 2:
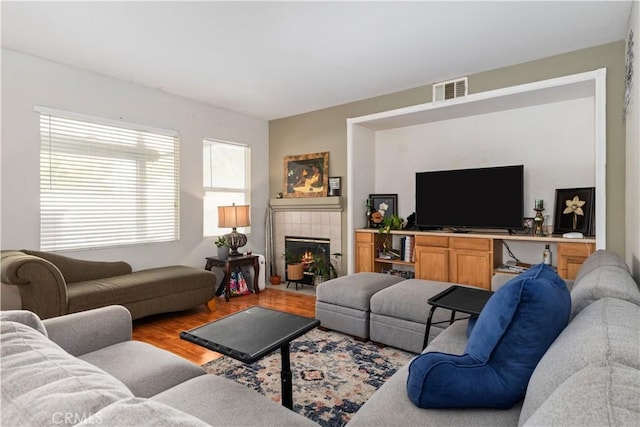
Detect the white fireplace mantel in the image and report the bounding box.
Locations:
[270,196,343,212]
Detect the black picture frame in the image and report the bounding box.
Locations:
[553,187,595,235]
[368,194,398,228]
[328,176,341,196]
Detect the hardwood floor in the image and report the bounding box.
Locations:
[132,288,316,366]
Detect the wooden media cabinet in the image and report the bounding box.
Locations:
[355,229,596,290]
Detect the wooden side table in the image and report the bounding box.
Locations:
[205,255,260,302]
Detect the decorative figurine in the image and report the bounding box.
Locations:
[534,199,545,237]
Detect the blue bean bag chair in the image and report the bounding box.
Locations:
[407,264,570,409]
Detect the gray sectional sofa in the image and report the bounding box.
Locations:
[318,250,640,426]
[1,250,217,319]
[0,305,316,426]
[3,249,637,426]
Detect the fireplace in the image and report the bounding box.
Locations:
[268,208,342,284]
[284,236,330,284]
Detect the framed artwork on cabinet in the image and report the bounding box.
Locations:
[553,187,595,235]
[368,194,397,228]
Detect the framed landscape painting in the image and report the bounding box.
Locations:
[553,187,595,235]
[283,152,329,198]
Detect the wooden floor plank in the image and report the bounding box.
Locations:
[132,288,316,366]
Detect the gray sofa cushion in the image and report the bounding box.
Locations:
[1,320,133,427]
[522,364,640,427]
[570,265,640,318]
[370,279,459,324]
[76,397,210,426]
[0,309,48,336]
[152,374,317,426]
[316,272,405,311]
[80,340,205,398]
[518,297,640,425]
[573,249,629,284]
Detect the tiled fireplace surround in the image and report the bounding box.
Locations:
[273,210,342,281]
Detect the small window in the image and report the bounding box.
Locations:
[38,108,180,251]
[203,139,251,237]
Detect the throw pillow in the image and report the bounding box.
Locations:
[407,264,570,409]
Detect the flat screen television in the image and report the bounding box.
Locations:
[415,165,524,231]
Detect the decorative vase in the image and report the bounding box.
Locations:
[287,263,304,281]
[217,246,229,260]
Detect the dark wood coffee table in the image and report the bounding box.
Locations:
[180,306,320,410]
[423,285,493,350]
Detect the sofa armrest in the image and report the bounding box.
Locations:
[1,250,68,319]
[42,305,132,356]
[22,250,132,283]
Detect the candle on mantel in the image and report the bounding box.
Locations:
[535,199,544,210]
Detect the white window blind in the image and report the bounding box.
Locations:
[203,139,250,237]
[38,109,180,251]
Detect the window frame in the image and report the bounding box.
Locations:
[203,138,251,237]
[36,106,180,251]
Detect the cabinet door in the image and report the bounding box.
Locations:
[415,246,449,281]
[557,242,595,279]
[355,232,375,273]
[450,249,492,289]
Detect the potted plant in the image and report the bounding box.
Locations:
[310,253,342,285]
[283,250,304,281]
[378,214,404,257]
[215,236,229,260]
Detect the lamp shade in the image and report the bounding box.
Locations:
[218,204,250,229]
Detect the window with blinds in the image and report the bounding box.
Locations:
[203,139,250,237]
[38,109,180,251]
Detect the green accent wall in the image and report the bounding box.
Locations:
[270,41,626,259]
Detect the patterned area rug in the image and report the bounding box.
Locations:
[202,328,415,427]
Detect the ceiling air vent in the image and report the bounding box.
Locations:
[433,77,468,102]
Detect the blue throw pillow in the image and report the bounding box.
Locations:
[407,264,570,409]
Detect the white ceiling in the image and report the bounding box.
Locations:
[1,1,633,120]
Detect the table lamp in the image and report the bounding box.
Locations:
[218,204,250,256]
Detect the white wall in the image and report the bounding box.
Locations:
[1,49,269,270]
[374,98,595,222]
[626,2,640,282]
[373,97,595,265]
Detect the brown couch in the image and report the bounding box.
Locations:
[1,250,217,319]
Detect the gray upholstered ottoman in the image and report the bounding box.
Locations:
[315,272,406,339]
[370,279,472,353]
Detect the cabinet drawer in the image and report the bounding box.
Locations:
[557,242,595,257]
[450,237,491,251]
[415,235,449,248]
[356,232,373,243]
